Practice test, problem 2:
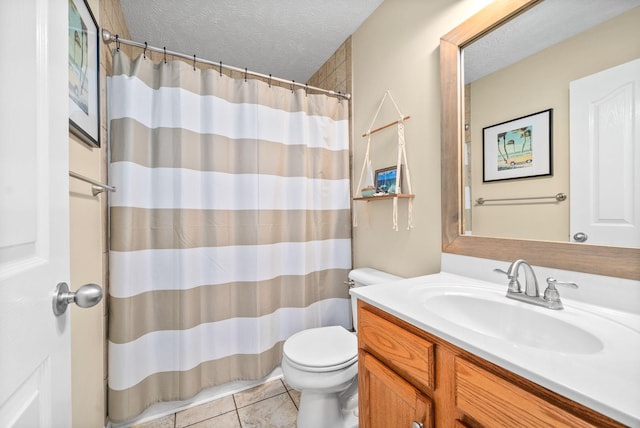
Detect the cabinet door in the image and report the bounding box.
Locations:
[360,352,433,428]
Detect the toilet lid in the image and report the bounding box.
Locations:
[283,326,357,371]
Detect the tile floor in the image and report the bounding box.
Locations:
[131,379,300,428]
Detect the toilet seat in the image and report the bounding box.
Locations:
[283,326,357,372]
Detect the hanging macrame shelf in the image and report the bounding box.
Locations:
[353,91,414,231]
[354,115,414,201]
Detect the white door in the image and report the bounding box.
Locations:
[569,58,640,247]
[0,0,71,427]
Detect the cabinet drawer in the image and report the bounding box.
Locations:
[358,306,434,391]
[455,357,596,427]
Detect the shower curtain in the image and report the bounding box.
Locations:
[107,50,351,423]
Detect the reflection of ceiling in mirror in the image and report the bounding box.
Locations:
[463,0,640,84]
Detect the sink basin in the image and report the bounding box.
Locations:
[421,289,604,354]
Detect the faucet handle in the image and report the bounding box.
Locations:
[543,277,578,309]
[546,277,578,289]
[494,267,520,293]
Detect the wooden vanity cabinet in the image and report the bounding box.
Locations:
[358,302,436,428]
[357,301,625,428]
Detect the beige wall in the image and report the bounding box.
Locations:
[69,1,131,426]
[350,0,493,277]
[69,136,105,428]
[469,7,640,241]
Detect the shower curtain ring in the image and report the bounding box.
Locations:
[268,74,272,88]
[291,80,295,94]
[193,54,196,71]
[219,61,222,77]
[115,35,120,51]
[163,47,167,64]
[143,42,147,59]
[245,68,248,82]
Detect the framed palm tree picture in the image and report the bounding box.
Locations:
[482,109,552,182]
[68,0,100,147]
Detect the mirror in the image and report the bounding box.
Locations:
[460,0,640,248]
[440,0,640,280]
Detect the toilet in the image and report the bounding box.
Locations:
[282,268,401,428]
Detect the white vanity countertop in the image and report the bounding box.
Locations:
[350,272,640,426]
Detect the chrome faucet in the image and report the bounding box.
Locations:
[495,259,539,296]
[494,259,578,310]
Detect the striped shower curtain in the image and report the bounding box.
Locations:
[107,51,351,423]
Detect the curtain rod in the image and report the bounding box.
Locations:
[101,29,351,101]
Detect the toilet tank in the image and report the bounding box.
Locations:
[348,268,402,331]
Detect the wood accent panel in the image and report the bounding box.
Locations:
[439,0,640,279]
[358,303,434,391]
[455,357,596,427]
[360,352,433,428]
[440,35,463,249]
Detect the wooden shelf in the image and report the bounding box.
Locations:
[353,194,415,201]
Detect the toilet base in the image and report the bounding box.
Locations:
[296,378,358,428]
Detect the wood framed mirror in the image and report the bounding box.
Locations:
[440,0,640,280]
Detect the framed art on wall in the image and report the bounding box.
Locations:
[68,0,100,147]
[482,109,552,182]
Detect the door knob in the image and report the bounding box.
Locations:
[411,422,424,428]
[53,282,103,316]
[573,232,588,242]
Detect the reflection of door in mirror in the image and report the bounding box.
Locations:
[462,3,640,246]
[570,59,640,248]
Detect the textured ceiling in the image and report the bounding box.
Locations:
[120,0,384,84]
[464,0,640,83]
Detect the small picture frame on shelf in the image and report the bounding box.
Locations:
[375,166,402,194]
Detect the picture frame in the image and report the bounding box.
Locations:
[482,109,552,182]
[68,0,100,147]
[375,165,403,194]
